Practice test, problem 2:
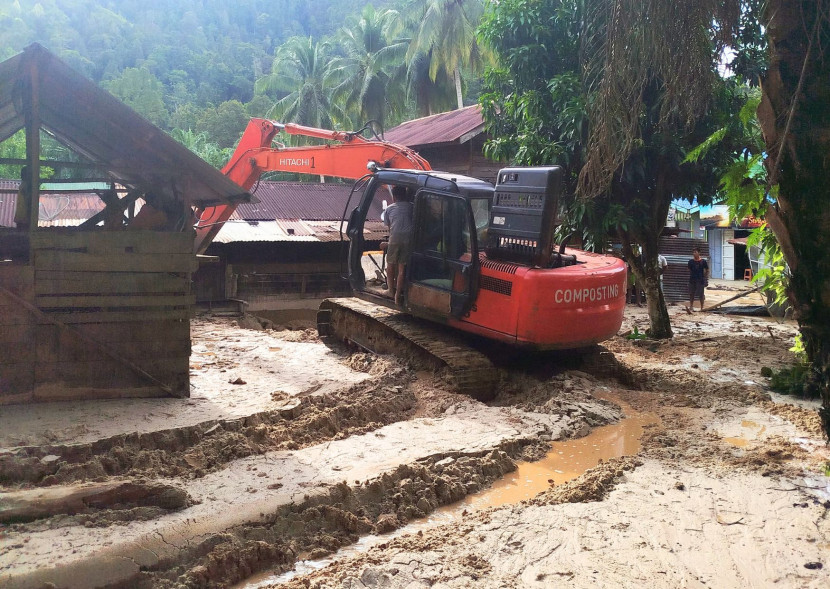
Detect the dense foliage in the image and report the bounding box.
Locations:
[478,0,745,338]
[0,0,484,158]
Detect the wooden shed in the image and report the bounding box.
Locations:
[0,44,250,404]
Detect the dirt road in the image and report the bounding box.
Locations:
[1,286,828,588]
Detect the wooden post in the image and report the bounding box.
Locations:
[24,56,41,235]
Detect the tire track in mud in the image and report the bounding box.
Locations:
[123,376,625,589]
[119,446,522,588]
[2,367,624,589]
[0,370,415,489]
[3,344,667,589]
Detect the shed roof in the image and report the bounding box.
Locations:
[383,105,484,148]
[233,181,384,222]
[0,44,250,209]
[213,220,387,244]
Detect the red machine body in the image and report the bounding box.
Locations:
[450,249,626,348]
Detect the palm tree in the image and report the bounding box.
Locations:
[169,129,231,169]
[327,5,409,130]
[406,48,456,117]
[408,0,487,110]
[255,36,346,134]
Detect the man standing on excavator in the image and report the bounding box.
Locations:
[381,185,414,306]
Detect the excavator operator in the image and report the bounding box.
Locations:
[380,185,414,306]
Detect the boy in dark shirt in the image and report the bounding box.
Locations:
[687,247,709,311]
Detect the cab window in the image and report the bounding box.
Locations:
[469,197,490,246]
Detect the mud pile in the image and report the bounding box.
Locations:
[3,306,827,589]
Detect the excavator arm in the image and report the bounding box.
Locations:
[194,118,431,253]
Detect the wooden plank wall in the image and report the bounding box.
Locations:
[0,265,36,404]
[0,230,194,404]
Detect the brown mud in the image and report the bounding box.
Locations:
[2,296,829,589]
[258,308,828,589]
[0,375,415,488]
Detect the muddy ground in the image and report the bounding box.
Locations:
[1,281,828,588]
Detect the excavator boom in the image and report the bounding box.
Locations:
[194,118,430,253]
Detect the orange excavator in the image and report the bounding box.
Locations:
[195,119,627,399]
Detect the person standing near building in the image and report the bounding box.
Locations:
[381,185,414,306]
[658,253,668,292]
[687,247,709,311]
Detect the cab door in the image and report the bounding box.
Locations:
[406,191,479,319]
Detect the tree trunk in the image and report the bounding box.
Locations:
[759,0,830,437]
[625,246,673,339]
[644,270,672,338]
[454,66,463,110]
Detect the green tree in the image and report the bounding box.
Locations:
[479,0,585,176]
[409,0,488,109]
[327,5,409,129]
[255,36,344,131]
[0,131,26,180]
[479,0,739,339]
[574,0,744,338]
[195,100,250,148]
[170,129,232,169]
[103,67,168,127]
[406,48,456,117]
[757,0,830,436]
[169,103,204,134]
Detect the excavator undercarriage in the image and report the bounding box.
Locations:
[317,297,502,401]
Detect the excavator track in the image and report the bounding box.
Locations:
[317,297,500,401]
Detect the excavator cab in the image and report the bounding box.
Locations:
[346,169,493,321]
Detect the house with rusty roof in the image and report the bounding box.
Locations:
[195,181,389,309]
[383,105,501,182]
[0,44,249,404]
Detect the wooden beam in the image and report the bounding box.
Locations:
[31,229,194,254]
[37,178,124,185]
[34,250,197,273]
[77,190,141,230]
[24,56,41,234]
[0,158,111,170]
[702,284,765,312]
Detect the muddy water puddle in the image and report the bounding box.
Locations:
[238,393,657,587]
[724,419,767,448]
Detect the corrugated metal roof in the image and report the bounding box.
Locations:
[213,219,388,244]
[0,180,17,226]
[0,181,110,227]
[0,180,156,227]
[383,105,484,148]
[233,181,384,221]
[0,44,250,208]
[213,221,319,243]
